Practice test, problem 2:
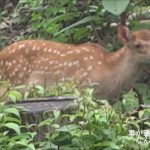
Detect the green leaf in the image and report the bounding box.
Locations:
[4,123,21,134]
[4,116,21,124]
[35,85,45,95]
[57,124,80,132]
[138,110,144,118]
[73,27,89,42]
[27,143,36,150]
[102,0,130,15]
[55,16,99,36]
[16,140,35,150]
[0,113,4,119]
[4,107,20,118]
[7,90,22,102]
[94,141,120,149]
[53,110,60,119]
[53,132,71,145]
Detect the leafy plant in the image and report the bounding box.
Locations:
[0,102,36,150]
[102,0,130,15]
[0,80,150,149]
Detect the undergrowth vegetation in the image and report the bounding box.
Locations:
[0,0,150,49]
[0,81,149,150]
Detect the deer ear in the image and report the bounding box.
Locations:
[117,24,131,45]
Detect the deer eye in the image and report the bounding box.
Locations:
[134,43,143,49]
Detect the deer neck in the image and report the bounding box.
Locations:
[94,47,141,101]
[111,46,143,84]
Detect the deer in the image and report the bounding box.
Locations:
[0,25,150,103]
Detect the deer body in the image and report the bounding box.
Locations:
[0,29,150,102]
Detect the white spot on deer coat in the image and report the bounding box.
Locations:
[53,50,58,54]
[60,54,66,57]
[82,47,90,52]
[87,66,93,71]
[13,60,16,64]
[44,48,48,52]
[59,63,63,67]
[89,56,94,60]
[73,60,80,66]
[42,43,46,46]
[19,59,23,63]
[32,46,37,51]
[56,51,60,55]
[67,51,73,54]
[83,57,88,61]
[64,62,68,66]
[68,62,72,67]
[23,67,26,71]
[14,68,18,72]
[48,49,52,52]
[18,44,25,49]
[49,61,54,65]
[44,66,48,70]
[82,72,88,77]
[8,62,12,66]
[98,61,102,65]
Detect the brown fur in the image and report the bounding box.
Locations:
[0,29,150,103]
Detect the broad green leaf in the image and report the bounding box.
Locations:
[35,85,45,94]
[102,0,130,15]
[7,90,22,102]
[4,107,20,118]
[145,122,150,127]
[4,123,21,134]
[53,132,71,145]
[4,116,21,124]
[16,140,35,150]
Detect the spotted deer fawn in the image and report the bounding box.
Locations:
[0,25,150,103]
